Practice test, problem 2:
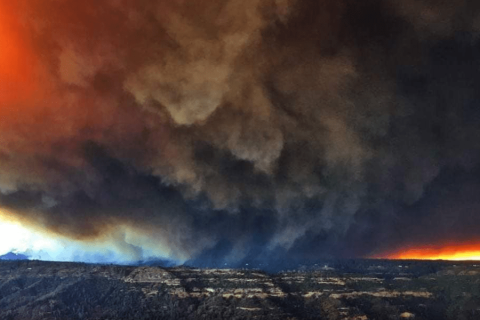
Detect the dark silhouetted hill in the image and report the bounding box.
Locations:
[0,252,28,261]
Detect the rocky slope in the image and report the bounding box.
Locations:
[0,260,479,319]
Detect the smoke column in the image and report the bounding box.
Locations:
[1,0,480,266]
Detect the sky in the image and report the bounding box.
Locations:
[1,0,480,267]
[0,208,168,263]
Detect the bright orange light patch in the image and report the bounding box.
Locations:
[378,242,480,261]
[0,2,38,106]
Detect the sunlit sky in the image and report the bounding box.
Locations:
[0,219,60,257]
[0,208,169,264]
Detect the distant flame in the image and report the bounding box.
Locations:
[377,242,480,261]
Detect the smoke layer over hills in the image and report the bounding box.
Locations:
[1,0,480,264]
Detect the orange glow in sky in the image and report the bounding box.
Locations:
[378,242,480,261]
[0,2,38,106]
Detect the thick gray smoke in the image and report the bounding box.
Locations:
[2,0,480,266]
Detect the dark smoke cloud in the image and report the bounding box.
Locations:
[1,0,480,265]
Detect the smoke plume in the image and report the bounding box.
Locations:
[1,0,480,265]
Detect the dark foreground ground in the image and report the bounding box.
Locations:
[0,259,479,320]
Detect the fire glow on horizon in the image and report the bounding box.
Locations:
[376,243,480,261]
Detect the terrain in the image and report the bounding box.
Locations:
[0,259,479,320]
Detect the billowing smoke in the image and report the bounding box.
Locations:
[1,0,480,266]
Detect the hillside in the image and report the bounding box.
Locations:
[0,260,479,319]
